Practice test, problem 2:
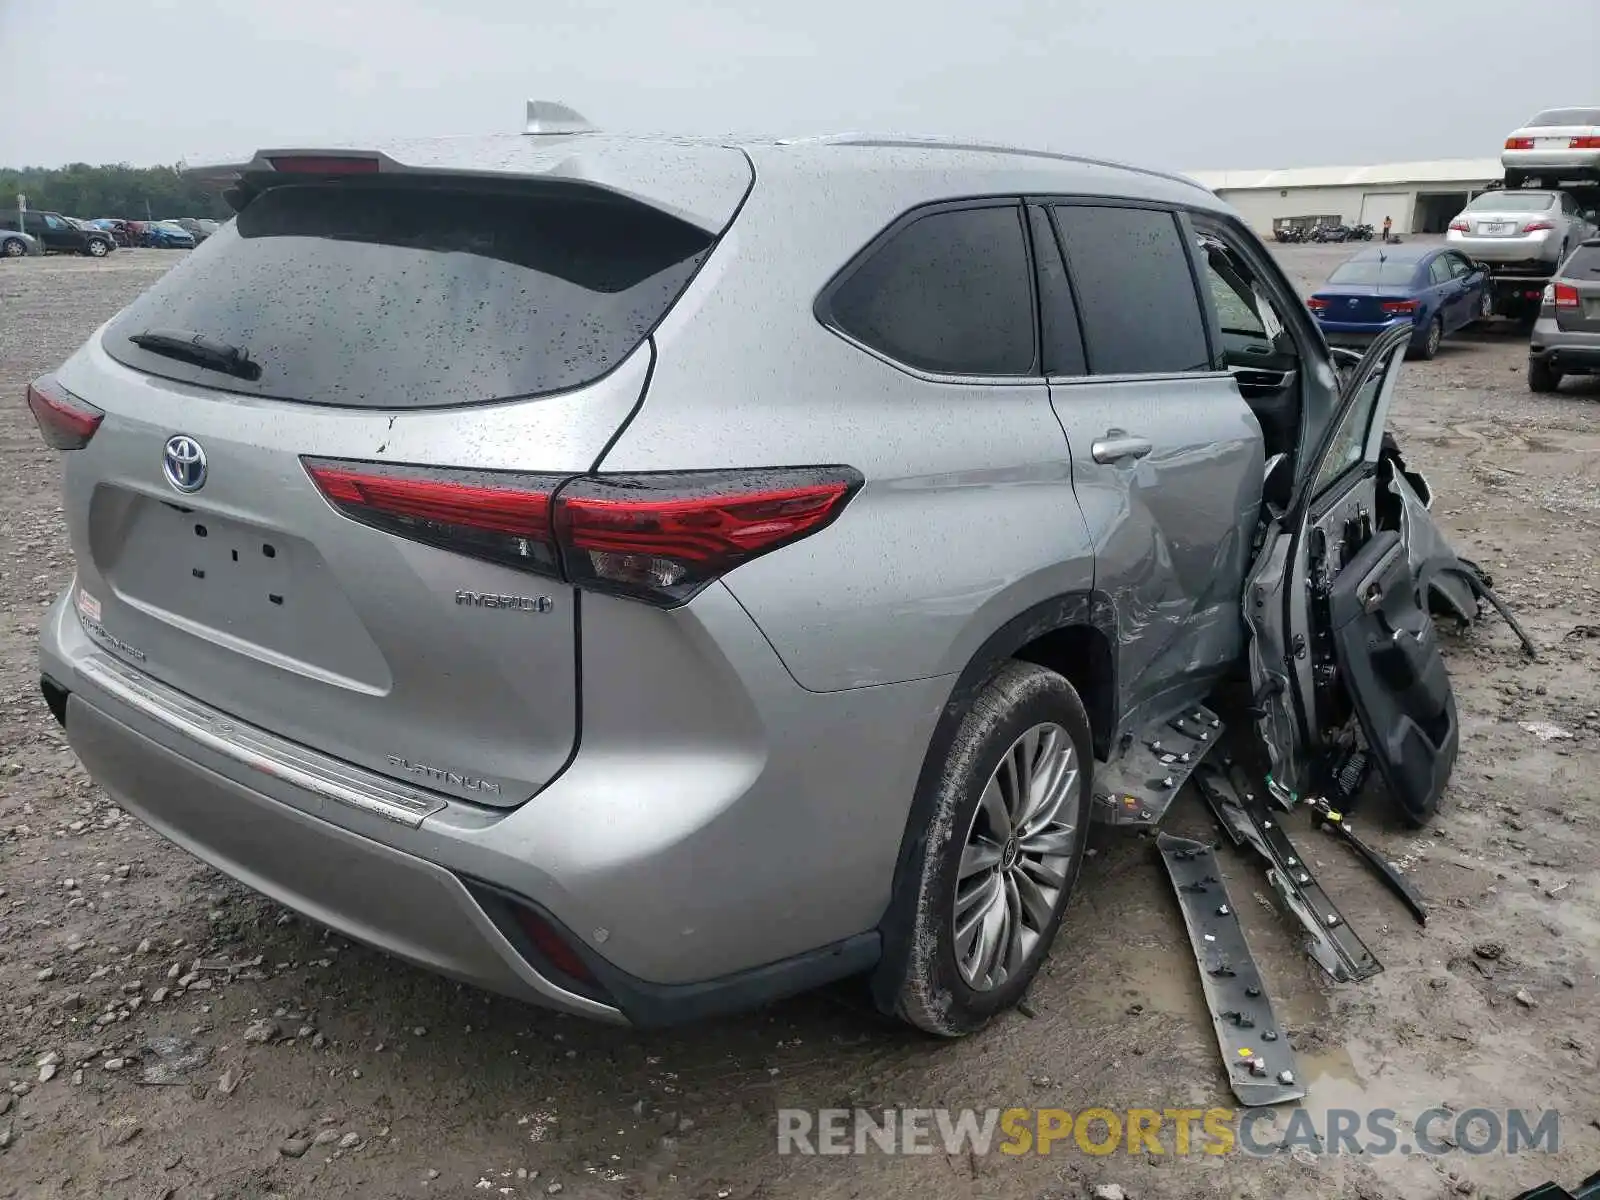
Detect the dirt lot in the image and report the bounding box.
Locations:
[1,245,1597,1200]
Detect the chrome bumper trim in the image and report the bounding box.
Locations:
[75,650,448,829]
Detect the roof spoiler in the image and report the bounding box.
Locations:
[524,100,595,136]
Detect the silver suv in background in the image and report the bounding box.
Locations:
[1447,189,1598,270]
[32,115,1470,1034]
[1529,239,1600,392]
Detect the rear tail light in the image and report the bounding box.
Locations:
[304,460,863,606]
[1553,283,1580,309]
[266,155,380,174]
[1504,137,1535,150]
[1381,300,1419,314]
[1306,297,1329,312]
[1448,218,1470,232]
[1524,220,1555,233]
[555,468,862,604]
[1570,136,1600,149]
[26,376,104,449]
[303,460,565,575]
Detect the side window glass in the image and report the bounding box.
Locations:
[1194,231,1299,361]
[1428,257,1454,285]
[1050,205,1211,376]
[828,205,1036,376]
[1313,370,1383,497]
[1028,205,1086,377]
[43,214,65,230]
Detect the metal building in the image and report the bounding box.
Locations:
[1185,158,1501,236]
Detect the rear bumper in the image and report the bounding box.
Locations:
[63,688,623,1019]
[40,584,933,1024]
[1446,231,1561,266]
[1530,322,1600,373]
[1315,316,1418,345]
[1501,149,1600,175]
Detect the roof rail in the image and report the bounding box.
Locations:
[524,100,596,136]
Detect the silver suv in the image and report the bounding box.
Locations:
[31,115,1465,1034]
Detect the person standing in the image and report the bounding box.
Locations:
[1382,215,1393,243]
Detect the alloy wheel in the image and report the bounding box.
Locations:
[952,722,1080,991]
[1,239,23,258]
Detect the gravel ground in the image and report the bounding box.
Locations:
[1,245,1597,1200]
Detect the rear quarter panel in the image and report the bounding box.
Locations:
[597,150,1116,693]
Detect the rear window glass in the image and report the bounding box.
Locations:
[103,182,715,409]
[1466,192,1555,212]
[1327,260,1420,286]
[1565,244,1600,274]
[1529,109,1600,127]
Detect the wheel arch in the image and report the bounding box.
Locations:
[870,590,1117,1012]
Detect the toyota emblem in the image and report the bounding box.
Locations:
[162,435,207,493]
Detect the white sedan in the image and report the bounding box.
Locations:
[1502,106,1600,187]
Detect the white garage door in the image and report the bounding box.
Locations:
[1359,191,1410,228]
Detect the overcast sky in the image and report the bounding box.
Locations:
[1,0,1591,171]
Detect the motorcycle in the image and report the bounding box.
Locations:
[1349,223,1375,241]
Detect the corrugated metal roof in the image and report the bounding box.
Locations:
[1184,158,1501,191]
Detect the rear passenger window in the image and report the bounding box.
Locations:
[827,204,1036,375]
[1050,205,1211,376]
[1428,257,1454,285]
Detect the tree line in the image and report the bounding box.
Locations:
[0,163,231,221]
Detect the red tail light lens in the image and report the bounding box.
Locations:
[1504,137,1535,150]
[1306,297,1329,313]
[26,376,104,449]
[267,155,380,174]
[303,459,565,576]
[303,460,863,606]
[1524,220,1555,233]
[1570,136,1600,149]
[1381,300,1419,314]
[1448,218,1470,232]
[1554,283,1580,309]
[555,468,863,604]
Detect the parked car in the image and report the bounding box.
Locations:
[1307,245,1491,360]
[1446,190,1598,270]
[143,221,196,249]
[1528,238,1600,392]
[32,127,1472,1034]
[166,217,217,243]
[0,210,116,256]
[1502,106,1600,188]
[88,218,137,248]
[1,226,41,258]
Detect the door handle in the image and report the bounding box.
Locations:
[1091,433,1154,464]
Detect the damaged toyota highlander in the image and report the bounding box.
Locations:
[30,105,1507,1034]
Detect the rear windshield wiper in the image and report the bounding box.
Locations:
[128,329,262,382]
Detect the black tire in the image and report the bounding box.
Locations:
[85,238,110,258]
[1409,317,1443,361]
[1,237,24,258]
[1528,357,1562,393]
[879,660,1093,1037]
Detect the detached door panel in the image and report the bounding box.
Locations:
[1325,528,1458,824]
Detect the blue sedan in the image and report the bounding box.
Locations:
[1308,245,1492,360]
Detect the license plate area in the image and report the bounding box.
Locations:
[1480,221,1512,235]
[89,489,389,690]
[1534,137,1569,149]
